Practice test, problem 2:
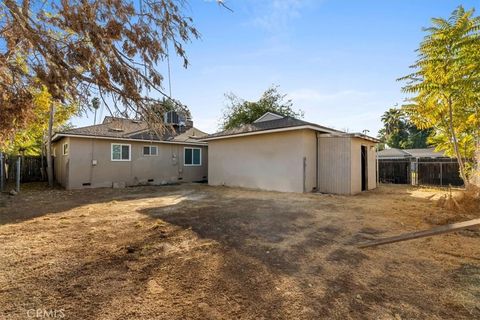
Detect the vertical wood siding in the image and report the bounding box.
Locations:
[317,136,352,194]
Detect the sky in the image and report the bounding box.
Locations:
[72,0,479,136]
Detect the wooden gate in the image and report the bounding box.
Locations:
[378,159,411,184]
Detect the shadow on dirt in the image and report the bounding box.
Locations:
[0,183,189,225]
[3,184,478,319]
[140,197,318,274]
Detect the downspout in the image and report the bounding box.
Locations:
[376,145,379,187]
[315,132,319,191]
[89,138,95,186]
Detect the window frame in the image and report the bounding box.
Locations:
[143,145,158,156]
[62,143,69,155]
[184,147,202,166]
[111,143,131,161]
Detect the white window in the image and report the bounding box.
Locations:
[111,143,131,161]
[63,143,69,155]
[53,147,56,157]
[143,145,158,156]
[184,147,201,166]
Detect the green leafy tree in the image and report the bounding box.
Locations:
[3,86,77,156]
[399,6,480,186]
[378,107,431,149]
[221,86,304,130]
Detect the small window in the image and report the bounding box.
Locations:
[63,143,69,155]
[184,147,201,166]
[111,143,131,161]
[143,146,158,156]
[53,147,56,157]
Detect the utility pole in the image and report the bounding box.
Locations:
[0,152,4,192]
[15,157,20,192]
[92,97,100,125]
[46,103,55,187]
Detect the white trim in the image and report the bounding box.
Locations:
[142,145,158,156]
[253,112,284,123]
[184,147,202,166]
[377,157,411,160]
[52,133,207,146]
[111,143,131,161]
[318,133,380,143]
[201,125,338,141]
[62,143,69,155]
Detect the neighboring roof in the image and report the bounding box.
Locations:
[377,148,411,159]
[201,112,380,143]
[52,116,207,145]
[378,147,448,159]
[404,148,447,158]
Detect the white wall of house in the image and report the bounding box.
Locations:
[208,130,377,195]
[208,129,317,193]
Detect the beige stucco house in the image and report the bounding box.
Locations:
[202,112,378,194]
[52,116,208,189]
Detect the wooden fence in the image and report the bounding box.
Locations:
[2,155,48,183]
[378,159,411,184]
[379,158,463,187]
[416,160,463,187]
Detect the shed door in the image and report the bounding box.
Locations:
[361,146,368,191]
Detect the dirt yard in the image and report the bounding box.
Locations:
[0,183,479,320]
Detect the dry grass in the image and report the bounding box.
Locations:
[0,183,479,319]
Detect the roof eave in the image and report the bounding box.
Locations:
[350,134,381,143]
[317,133,380,143]
[200,125,338,141]
[52,133,207,145]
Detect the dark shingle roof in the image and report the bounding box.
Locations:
[54,116,207,143]
[204,116,341,139]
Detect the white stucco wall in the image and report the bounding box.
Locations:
[208,129,317,193]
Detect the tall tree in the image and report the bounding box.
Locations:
[0,0,202,143]
[221,86,304,130]
[399,6,480,186]
[378,107,431,149]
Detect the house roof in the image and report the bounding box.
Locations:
[377,148,411,159]
[202,116,340,140]
[378,147,448,159]
[52,116,207,145]
[404,148,447,158]
[201,113,379,143]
